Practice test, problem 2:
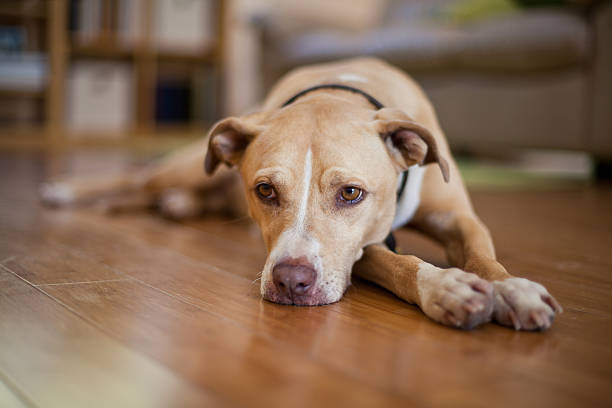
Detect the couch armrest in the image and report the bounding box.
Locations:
[590,1,612,157]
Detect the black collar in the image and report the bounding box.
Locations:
[282,83,385,110]
[282,83,405,253]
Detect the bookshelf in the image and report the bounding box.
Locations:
[0,0,226,149]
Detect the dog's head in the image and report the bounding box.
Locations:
[205,95,448,305]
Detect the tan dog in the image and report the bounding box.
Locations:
[41,57,562,330]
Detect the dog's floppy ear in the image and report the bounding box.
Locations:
[373,108,450,183]
[204,113,265,175]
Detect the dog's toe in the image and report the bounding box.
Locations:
[493,278,561,331]
[422,268,494,330]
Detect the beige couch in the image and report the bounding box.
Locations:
[240,0,611,159]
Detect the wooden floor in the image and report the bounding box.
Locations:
[1,151,611,408]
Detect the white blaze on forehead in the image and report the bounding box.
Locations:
[259,148,320,293]
[337,73,368,83]
[295,148,313,232]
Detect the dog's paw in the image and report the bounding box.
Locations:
[159,189,199,219]
[39,181,75,206]
[493,277,562,331]
[418,267,494,329]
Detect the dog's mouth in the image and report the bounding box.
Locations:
[262,281,336,306]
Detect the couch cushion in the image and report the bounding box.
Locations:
[275,9,591,72]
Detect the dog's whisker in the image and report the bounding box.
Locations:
[251,271,263,286]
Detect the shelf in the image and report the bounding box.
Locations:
[0,88,45,98]
[70,43,135,59]
[0,129,204,152]
[156,50,218,64]
[0,3,46,20]
[0,127,46,150]
[70,43,218,64]
[0,0,226,147]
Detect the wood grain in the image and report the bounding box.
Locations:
[0,269,224,408]
[1,151,611,407]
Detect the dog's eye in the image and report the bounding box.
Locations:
[339,186,363,204]
[256,183,277,201]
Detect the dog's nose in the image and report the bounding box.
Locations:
[272,259,316,299]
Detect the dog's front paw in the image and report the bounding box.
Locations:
[418,267,494,329]
[493,277,562,331]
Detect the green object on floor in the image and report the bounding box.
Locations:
[457,158,591,190]
[444,0,519,24]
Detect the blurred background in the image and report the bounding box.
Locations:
[0,0,610,187]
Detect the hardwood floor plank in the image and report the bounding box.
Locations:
[0,376,32,408]
[1,152,611,407]
[41,279,413,407]
[0,268,225,408]
[0,227,125,285]
[5,210,611,407]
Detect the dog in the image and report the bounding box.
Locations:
[41,57,562,330]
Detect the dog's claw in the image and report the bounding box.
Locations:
[471,280,493,296]
[463,299,484,313]
[542,294,563,314]
[447,316,457,326]
[463,303,477,313]
[444,311,460,327]
[508,308,521,330]
[529,310,545,328]
[531,309,553,330]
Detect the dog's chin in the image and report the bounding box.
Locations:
[262,283,343,306]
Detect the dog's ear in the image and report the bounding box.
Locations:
[373,108,450,183]
[204,113,265,175]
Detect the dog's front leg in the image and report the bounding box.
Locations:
[354,245,494,329]
[412,210,563,330]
